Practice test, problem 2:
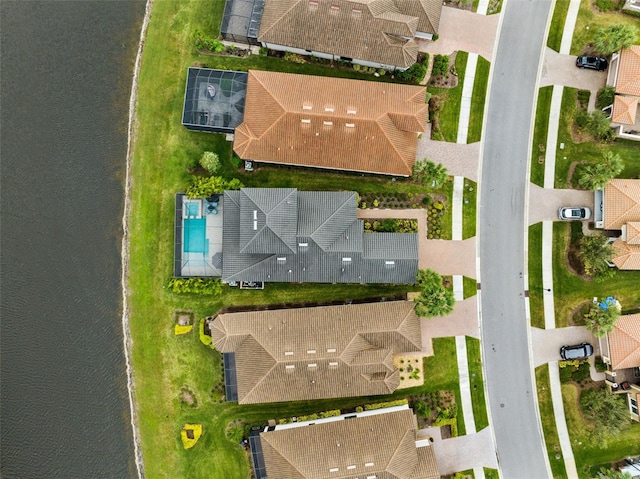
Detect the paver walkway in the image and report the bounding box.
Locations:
[416,7,498,61]
[421,297,479,354]
[416,131,480,180]
[418,426,498,474]
[528,184,594,224]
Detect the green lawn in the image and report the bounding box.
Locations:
[530,86,553,187]
[428,51,469,142]
[463,179,477,239]
[552,222,640,327]
[562,383,640,478]
[570,0,640,55]
[467,56,490,144]
[535,366,569,479]
[463,276,477,299]
[528,222,545,329]
[547,0,570,52]
[466,337,489,431]
[484,468,500,479]
[554,87,640,189]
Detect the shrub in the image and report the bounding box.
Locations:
[186,175,243,198]
[413,401,432,418]
[595,0,621,11]
[231,156,243,168]
[193,30,224,52]
[199,318,214,346]
[355,406,364,413]
[397,62,427,83]
[594,24,638,55]
[432,55,449,76]
[586,110,616,142]
[596,85,615,110]
[363,398,408,410]
[574,109,589,129]
[259,47,268,56]
[200,151,220,173]
[577,90,590,109]
[226,425,244,443]
[576,151,624,190]
[353,63,361,71]
[284,51,306,63]
[432,34,439,41]
[377,68,387,76]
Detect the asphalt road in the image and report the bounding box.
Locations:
[479,0,553,477]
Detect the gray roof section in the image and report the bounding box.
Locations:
[222,188,418,283]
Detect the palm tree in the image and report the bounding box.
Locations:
[577,151,624,190]
[594,24,638,55]
[413,158,448,188]
[576,232,615,280]
[413,269,455,318]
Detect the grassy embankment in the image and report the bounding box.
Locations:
[129,1,468,477]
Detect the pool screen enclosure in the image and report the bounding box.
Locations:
[220,0,264,45]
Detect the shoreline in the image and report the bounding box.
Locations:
[121,0,154,477]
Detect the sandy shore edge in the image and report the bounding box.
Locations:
[121,0,154,477]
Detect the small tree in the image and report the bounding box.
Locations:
[577,151,624,190]
[594,24,638,55]
[577,233,615,281]
[413,158,448,188]
[580,387,630,444]
[413,269,455,318]
[586,110,615,142]
[199,151,220,173]
[186,175,243,198]
[584,303,620,337]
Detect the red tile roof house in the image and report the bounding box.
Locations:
[599,313,640,421]
[605,45,640,140]
[594,179,640,270]
[234,70,428,176]
[220,0,442,70]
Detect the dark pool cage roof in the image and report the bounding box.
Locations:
[182,68,248,133]
[220,0,265,45]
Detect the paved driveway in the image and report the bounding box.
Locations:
[421,297,479,354]
[528,184,594,224]
[416,129,481,180]
[531,326,599,367]
[418,426,498,474]
[416,7,499,61]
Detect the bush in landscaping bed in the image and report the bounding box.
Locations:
[363,398,408,410]
[167,277,223,296]
[397,62,427,83]
[596,85,615,110]
[431,54,449,76]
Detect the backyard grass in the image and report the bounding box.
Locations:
[463,276,477,299]
[128,1,468,476]
[552,222,640,327]
[528,222,545,329]
[428,51,469,142]
[547,0,570,52]
[562,383,640,478]
[554,87,640,189]
[570,0,640,55]
[535,366,569,479]
[463,179,477,239]
[467,56,490,144]
[530,86,553,187]
[466,337,489,431]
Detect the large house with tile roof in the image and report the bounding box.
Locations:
[600,313,640,421]
[234,70,427,176]
[211,301,422,404]
[595,179,640,270]
[606,45,640,140]
[249,406,440,479]
[221,0,442,70]
[221,188,418,283]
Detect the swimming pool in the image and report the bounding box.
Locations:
[184,218,208,255]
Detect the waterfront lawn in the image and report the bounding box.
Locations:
[530,86,553,187]
[547,0,570,52]
[466,337,489,431]
[552,222,640,327]
[528,222,545,329]
[562,383,640,478]
[535,366,568,479]
[427,51,469,143]
[467,56,490,144]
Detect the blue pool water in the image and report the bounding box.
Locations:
[187,202,199,217]
[184,218,208,254]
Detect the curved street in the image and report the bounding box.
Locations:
[479,0,554,477]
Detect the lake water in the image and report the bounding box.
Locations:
[1,1,145,477]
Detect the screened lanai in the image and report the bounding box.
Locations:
[220,0,264,45]
[181,68,248,133]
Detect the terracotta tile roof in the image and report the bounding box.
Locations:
[604,179,640,230]
[212,301,422,404]
[626,222,640,244]
[616,45,640,97]
[611,95,638,125]
[612,237,640,270]
[234,70,427,176]
[608,313,640,370]
[259,409,439,479]
[258,0,441,69]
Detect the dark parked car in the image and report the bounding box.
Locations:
[576,55,608,71]
[560,343,594,360]
[558,206,591,221]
